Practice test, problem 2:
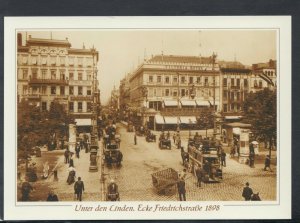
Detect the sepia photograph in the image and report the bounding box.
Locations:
[16,29,277,202]
[3,16,292,220]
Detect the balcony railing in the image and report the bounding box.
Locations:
[69,79,93,86]
[26,93,41,99]
[28,77,68,85]
[230,85,240,90]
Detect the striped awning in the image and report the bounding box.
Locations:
[155,114,165,124]
[181,99,196,106]
[164,100,178,107]
[196,100,210,106]
[164,116,179,124]
[180,116,197,124]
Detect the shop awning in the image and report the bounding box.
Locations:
[195,100,210,106]
[225,116,242,120]
[155,114,165,124]
[164,100,178,107]
[180,99,196,107]
[75,119,92,126]
[179,116,197,124]
[164,116,179,124]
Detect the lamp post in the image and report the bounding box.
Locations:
[212,52,218,140]
[142,86,148,126]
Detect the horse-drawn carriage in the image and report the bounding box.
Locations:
[151,168,179,194]
[135,125,146,136]
[127,122,134,132]
[104,139,123,167]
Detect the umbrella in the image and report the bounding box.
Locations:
[251,141,259,145]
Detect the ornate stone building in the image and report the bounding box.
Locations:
[17,34,100,130]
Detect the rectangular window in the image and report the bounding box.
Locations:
[259,80,263,88]
[165,76,170,84]
[78,102,82,112]
[31,56,37,65]
[237,103,240,110]
[41,70,47,79]
[231,103,235,110]
[181,76,185,84]
[189,76,193,84]
[196,77,201,84]
[87,72,92,80]
[51,86,56,95]
[22,70,28,79]
[41,56,47,65]
[51,70,56,79]
[181,89,186,97]
[223,78,227,86]
[87,102,92,112]
[87,87,92,95]
[69,102,74,112]
[244,79,248,87]
[231,78,235,86]
[237,79,240,87]
[23,85,28,95]
[78,86,83,95]
[41,86,47,94]
[69,86,74,95]
[60,86,65,95]
[157,76,161,83]
[78,73,82,81]
[50,56,56,65]
[237,92,240,100]
[149,75,153,83]
[204,77,208,86]
[223,90,227,100]
[68,57,74,66]
[69,72,74,80]
[154,88,157,97]
[60,57,65,65]
[165,89,170,96]
[231,92,234,100]
[173,90,178,97]
[42,102,47,111]
[78,57,83,66]
[32,69,38,79]
[223,104,228,112]
[60,71,65,80]
[173,76,178,83]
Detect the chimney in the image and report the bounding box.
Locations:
[17,33,22,46]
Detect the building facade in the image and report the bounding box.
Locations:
[17,34,100,130]
[128,54,221,129]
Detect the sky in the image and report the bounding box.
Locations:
[20,30,276,104]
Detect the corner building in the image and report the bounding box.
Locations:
[17,34,99,132]
[129,55,221,130]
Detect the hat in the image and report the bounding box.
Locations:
[246,182,249,186]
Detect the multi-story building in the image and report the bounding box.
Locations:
[128,54,221,130]
[17,34,99,131]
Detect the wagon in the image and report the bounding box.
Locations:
[151,168,179,194]
[159,138,171,149]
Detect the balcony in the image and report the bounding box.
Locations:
[69,79,93,86]
[26,93,41,100]
[28,77,68,85]
[230,85,240,90]
[69,95,93,101]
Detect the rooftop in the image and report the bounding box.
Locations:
[147,55,215,64]
[27,37,71,47]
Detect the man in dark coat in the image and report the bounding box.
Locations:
[21,180,33,201]
[47,190,59,201]
[74,177,85,201]
[242,182,253,201]
[134,133,137,145]
[264,155,272,171]
[195,165,204,187]
[177,177,186,201]
[221,149,226,167]
[64,148,70,164]
[75,143,80,159]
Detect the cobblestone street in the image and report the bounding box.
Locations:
[18,123,277,202]
[104,124,277,201]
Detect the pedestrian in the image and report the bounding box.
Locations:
[249,152,255,168]
[177,176,186,201]
[173,132,176,144]
[74,177,85,201]
[242,182,253,201]
[264,155,272,171]
[177,137,181,150]
[134,133,137,145]
[195,165,203,187]
[67,166,76,185]
[75,143,80,159]
[21,179,33,201]
[41,161,50,179]
[47,190,59,201]
[69,154,74,167]
[64,148,70,164]
[221,149,226,167]
[180,168,187,181]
